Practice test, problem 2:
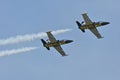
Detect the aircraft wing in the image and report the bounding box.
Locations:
[46,31,67,56]
[46,31,57,42]
[54,45,67,56]
[82,13,92,25]
[89,28,103,39]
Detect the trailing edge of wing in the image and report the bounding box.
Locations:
[89,28,103,39]
[54,46,68,56]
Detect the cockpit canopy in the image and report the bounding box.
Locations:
[61,40,67,42]
[96,21,104,24]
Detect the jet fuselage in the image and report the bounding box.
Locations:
[45,40,73,47]
[81,21,110,30]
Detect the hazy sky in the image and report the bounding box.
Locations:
[0,0,120,80]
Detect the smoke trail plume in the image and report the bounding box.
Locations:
[0,47,39,57]
[0,29,72,46]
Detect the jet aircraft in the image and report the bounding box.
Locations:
[41,31,73,56]
[76,13,110,39]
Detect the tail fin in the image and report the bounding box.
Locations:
[76,21,85,32]
[41,39,50,50]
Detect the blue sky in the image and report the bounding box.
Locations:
[0,0,120,80]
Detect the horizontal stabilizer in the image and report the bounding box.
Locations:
[76,21,85,32]
[41,39,50,50]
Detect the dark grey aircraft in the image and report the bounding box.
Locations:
[76,13,110,39]
[41,31,73,56]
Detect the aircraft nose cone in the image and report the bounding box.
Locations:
[65,40,73,43]
[101,22,110,26]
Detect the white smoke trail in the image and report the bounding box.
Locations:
[0,47,39,57]
[0,29,72,46]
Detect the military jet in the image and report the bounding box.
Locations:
[76,13,110,39]
[41,31,73,56]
